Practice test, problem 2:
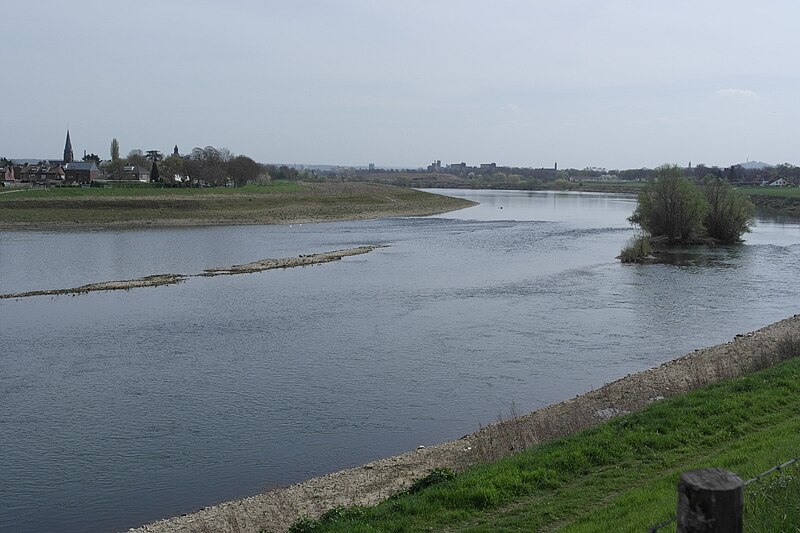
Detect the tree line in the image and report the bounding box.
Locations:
[100,140,311,187]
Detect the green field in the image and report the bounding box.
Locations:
[0,181,306,199]
[289,356,800,532]
[737,186,800,198]
[736,187,800,215]
[0,182,474,228]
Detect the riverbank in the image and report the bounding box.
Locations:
[127,314,800,533]
[422,182,800,216]
[0,182,475,230]
[746,192,800,215]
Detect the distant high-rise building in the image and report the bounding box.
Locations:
[427,160,443,172]
[63,130,74,163]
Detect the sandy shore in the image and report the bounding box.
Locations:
[127,314,800,533]
[0,247,380,300]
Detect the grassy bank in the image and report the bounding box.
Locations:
[0,182,474,229]
[736,186,800,215]
[736,186,800,198]
[291,355,800,532]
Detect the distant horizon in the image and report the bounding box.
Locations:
[4,2,800,172]
[3,130,786,172]
[4,142,787,173]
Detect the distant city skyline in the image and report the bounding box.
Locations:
[4,1,800,170]
[7,129,778,172]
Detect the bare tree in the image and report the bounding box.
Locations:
[186,146,233,186]
[227,155,262,186]
[126,149,149,169]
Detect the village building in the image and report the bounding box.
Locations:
[17,163,66,185]
[64,162,99,184]
[63,129,74,163]
[115,165,151,182]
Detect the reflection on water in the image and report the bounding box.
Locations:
[755,208,800,226]
[1,189,799,533]
[651,245,745,268]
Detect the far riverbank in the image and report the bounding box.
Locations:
[422,182,800,215]
[0,182,475,231]
[128,314,800,533]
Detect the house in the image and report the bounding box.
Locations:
[1,165,15,186]
[64,162,99,184]
[18,164,65,185]
[114,165,150,182]
[165,173,189,185]
[764,178,789,187]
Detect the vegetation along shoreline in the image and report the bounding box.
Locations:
[127,313,800,533]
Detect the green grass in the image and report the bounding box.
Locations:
[736,187,800,215]
[288,357,800,532]
[737,186,800,198]
[745,463,800,532]
[0,180,305,199]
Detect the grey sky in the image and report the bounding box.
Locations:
[4,1,799,169]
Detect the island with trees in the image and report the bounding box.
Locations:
[620,164,756,263]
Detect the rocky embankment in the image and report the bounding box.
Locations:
[127,315,800,533]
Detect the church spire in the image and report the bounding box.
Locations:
[63,130,74,163]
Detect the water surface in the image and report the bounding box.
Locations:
[1,189,799,532]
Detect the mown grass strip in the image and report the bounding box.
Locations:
[286,357,800,532]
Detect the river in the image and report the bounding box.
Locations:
[1,189,799,533]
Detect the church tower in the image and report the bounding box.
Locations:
[63,130,74,163]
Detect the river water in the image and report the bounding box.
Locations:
[1,189,799,533]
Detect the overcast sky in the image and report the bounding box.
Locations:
[4,1,799,169]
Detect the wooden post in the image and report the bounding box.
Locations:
[677,468,743,532]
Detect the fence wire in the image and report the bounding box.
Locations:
[647,456,799,532]
[743,456,799,487]
[647,514,676,532]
